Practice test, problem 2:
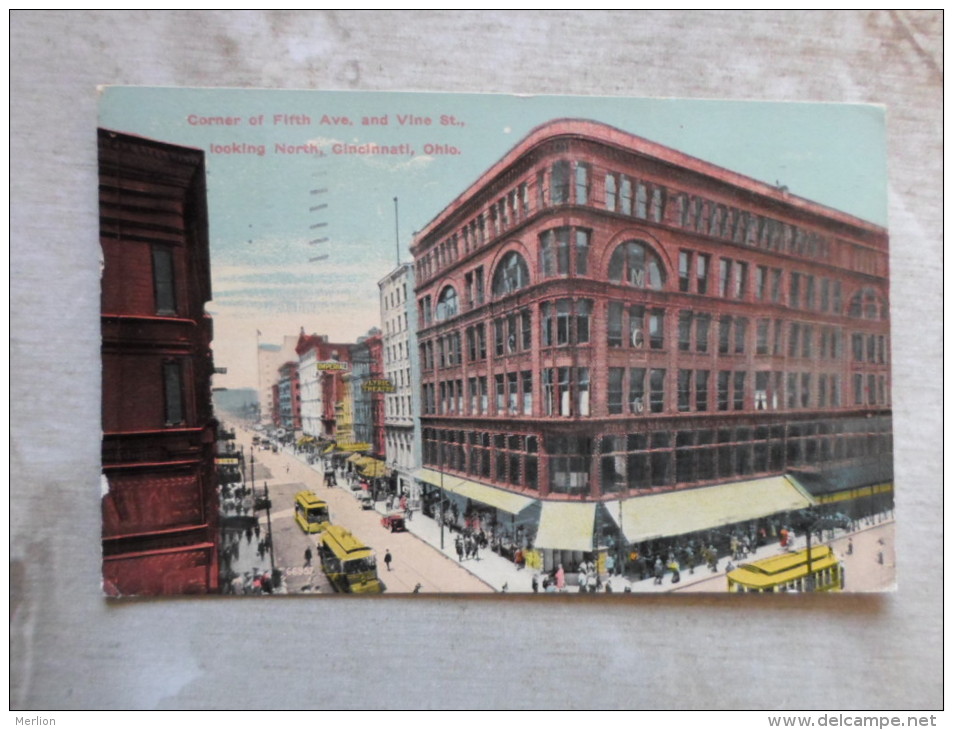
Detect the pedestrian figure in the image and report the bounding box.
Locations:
[455,536,464,562]
[654,558,664,585]
[532,573,540,593]
[245,528,253,544]
[254,524,261,540]
[304,547,313,567]
[384,549,393,571]
[555,564,565,591]
[847,538,854,556]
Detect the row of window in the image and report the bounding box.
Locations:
[413,155,883,289]
[420,301,888,371]
[419,241,886,330]
[421,366,889,417]
[421,416,891,495]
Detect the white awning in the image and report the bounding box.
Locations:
[533,501,597,552]
[414,469,537,515]
[605,475,815,543]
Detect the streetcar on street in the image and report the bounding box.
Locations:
[293,490,331,534]
[727,545,845,593]
[318,525,384,593]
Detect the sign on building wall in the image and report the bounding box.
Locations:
[99,87,894,597]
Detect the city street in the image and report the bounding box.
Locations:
[231,427,493,594]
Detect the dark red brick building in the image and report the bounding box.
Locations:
[412,119,892,571]
[99,129,219,595]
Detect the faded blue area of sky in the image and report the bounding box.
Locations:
[99,88,887,389]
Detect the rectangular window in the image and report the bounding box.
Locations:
[506,313,518,354]
[508,372,519,414]
[577,368,590,416]
[678,311,693,351]
[630,305,646,348]
[787,373,798,409]
[756,265,767,300]
[805,275,816,310]
[719,316,731,355]
[789,323,801,358]
[649,310,664,349]
[542,369,555,416]
[635,181,648,218]
[695,314,710,354]
[733,371,746,410]
[734,261,748,299]
[153,247,177,315]
[558,367,572,416]
[480,376,488,413]
[605,173,617,212]
[575,163,590,204]
[469,377,478,413]
[679,251,692,292]
[537,171,546,210]
[608,301,623,347]
[521,309,532,350]
[696,254,710,294]
[820,278,830,312]
[495,318,505,356]
[755,371,769,410]
[734,317,747,354]
[556,299,571,345]
[678,369,692,412]
[576,299,592,344]
[576,230,590,276]
[163,360,184,425]
[802,325,813,359]
[833,281,843,314]
[551,161,570,204]
[629,368,646,414]
[773,318,783,356]
[620,176,633,215]
[608,367,624,414]
[771,268,783,303]
[717,371,730,411]
[790,272,801,308]
[649,368,666,413]
[719,259,731,297]
[495,374,505,412]
[522,371,533,415]
[756,319,770,355]
[650,187,664,222]
[695,370,709,411]
[801,373,811,408]
[556,227,571,275]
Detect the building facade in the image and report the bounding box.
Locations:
[411,119,891,570]
[277,360,301,433]
[99,128,220,595]
[348,329,385,457]
[379,263,423,496]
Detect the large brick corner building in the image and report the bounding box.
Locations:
[411,119,892,572]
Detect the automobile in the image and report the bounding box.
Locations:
[360,494,375,510]
[381,512,407,533]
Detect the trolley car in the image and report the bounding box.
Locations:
[727,545,844,593]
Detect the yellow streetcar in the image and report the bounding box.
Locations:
[727,545,844,593]
[318,525,384,594]
[293,490,331,534]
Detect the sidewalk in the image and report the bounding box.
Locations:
[279,442,894,595]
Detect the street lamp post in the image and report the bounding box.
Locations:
[439,467,445,550]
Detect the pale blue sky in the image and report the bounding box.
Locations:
[99,88,887,389]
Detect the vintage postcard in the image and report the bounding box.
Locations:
[98,88,894,596]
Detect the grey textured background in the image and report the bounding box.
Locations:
[10,10,942,710]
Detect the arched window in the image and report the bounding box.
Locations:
[608,240,665,290]
[848,288,887,320]
[492,251,530,296]
[435,286,459,321]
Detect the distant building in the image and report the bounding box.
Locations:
[277,360,302,433]
[296,331,352,439]
[411,119,892,573]
[379,262,422,496]
[99,128,219,595]
[349,328,385,456]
